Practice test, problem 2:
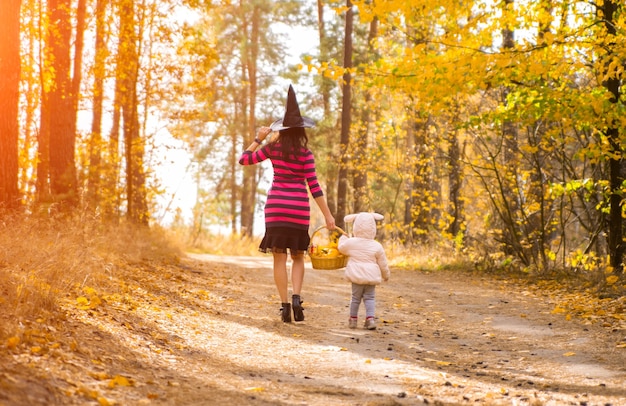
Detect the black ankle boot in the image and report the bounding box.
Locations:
[281,303,292,322]
[292,295,304,321]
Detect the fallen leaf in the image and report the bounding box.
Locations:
[89,372,109,381]
[606,275,619,285]
[563,352,576,357]
[423,357,452,365]
[97,397,111,406]
[108,375,132,388]
[6,336,20,349]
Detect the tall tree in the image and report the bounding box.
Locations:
[314,0,341,217]
[351,17,378,213]
[69,0,86,140]
[336,0,354,229]
[600,0,624,272]
[47,0,78,208]
[19,0,40,204]
[87,0,109,211]
[117,0,147,224]
[240,1,261,237]
[0,0,22,210]
[36,0,51,205]
[499,0,522,257]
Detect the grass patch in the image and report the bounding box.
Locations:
[172,227,264,257]
[0,214,182,340]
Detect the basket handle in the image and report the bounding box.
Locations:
[312,225,348,236]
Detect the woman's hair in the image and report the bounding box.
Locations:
[275,127,309,158]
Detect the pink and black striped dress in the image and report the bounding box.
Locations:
[239,142,323,231]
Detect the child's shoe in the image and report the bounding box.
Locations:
[348,317,358,329]
[364,317,376,330]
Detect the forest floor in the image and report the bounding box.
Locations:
[1,253,626,406]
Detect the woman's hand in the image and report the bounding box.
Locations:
[257,126,272,142]
[325,214,336,230]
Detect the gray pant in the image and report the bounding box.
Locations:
[350,283,376,319]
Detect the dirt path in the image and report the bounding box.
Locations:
[1,254,625,405]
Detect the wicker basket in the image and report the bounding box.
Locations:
[309,226,349,270]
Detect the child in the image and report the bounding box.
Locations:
[338,212,390,330]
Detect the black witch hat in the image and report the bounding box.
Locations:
[270,85,315,131]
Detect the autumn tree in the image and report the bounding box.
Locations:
[47,0,78,208]
[311,0,343,217]
[312,0,624,282]
[336,0,354,229]
[0,0,22,210]
[598,0,625,272]
[172,0,310,237]
[240,1,262,237]
[86,0,109,212]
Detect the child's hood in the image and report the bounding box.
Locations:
[344,212,384,240]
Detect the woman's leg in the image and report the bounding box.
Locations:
[290,253,305,295]
[273,252,289,303]
[290,253,306,321]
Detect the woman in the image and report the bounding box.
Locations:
[239,85,335,323]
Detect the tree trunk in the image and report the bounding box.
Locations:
[336,0,353,229]
[48,0,78,209]
[37,85,51,205]
[601,0,624,272]
[447,127,463,237]
[352,17,379,213]
[69,0,86,140]
[0,0,22,210]
[316,0,333,119]
[316,0,337,215]
[408,114,431,243]
[499,0,524,259]
[240,3,260,238]
[105,50,122,220]
[21,0,38,204]
[87,0,109,211]
[118,0,147,225]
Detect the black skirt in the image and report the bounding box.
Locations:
[259,226,310,255]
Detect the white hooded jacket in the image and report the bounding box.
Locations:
[338,212,390,285]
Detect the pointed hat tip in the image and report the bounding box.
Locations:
[269,84,315,131]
